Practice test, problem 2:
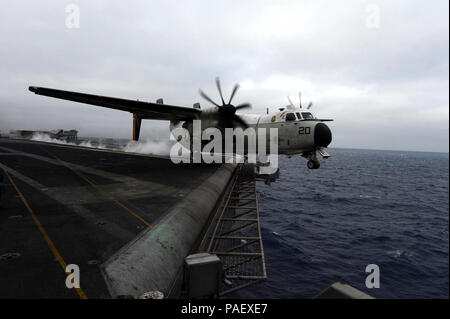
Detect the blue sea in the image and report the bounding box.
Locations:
[231,148,449,299]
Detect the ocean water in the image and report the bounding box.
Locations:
[230,148,449,299]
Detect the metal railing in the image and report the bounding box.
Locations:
[205,164,267,296]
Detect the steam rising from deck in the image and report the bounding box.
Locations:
[31,133,171,156]
[122,139,171,156]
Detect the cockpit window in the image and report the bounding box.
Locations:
[285,113,296,121]
[295,112,302,120]
[301,112,314,119]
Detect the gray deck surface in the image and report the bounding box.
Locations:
[0,138,220,298]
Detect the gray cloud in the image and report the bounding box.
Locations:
[0,0,448,152]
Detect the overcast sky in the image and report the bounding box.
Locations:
[0,0,448,152]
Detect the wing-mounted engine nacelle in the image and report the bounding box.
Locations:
[169,118,221,151]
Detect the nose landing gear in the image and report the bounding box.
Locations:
[307,159,320,169]
[302,149,330,169]
[303,151,324,169]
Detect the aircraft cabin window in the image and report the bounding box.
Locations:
[285,113,296,121]
[296,112,302,120]
[301,112,314,120]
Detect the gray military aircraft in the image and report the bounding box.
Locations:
[29,78,332,169]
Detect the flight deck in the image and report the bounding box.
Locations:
[0,138,232,298]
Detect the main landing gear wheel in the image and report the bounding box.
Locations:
[307,160,320,169]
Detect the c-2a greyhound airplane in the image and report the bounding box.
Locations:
[29,78,332,169]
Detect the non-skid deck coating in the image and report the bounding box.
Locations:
[0,138,221,298]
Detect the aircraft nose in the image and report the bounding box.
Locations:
[314,122,332,147]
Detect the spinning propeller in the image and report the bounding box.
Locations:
[287,91,314,110]
[199,78,251,129]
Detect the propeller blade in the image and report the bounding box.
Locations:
[228,83,240,105]
[218,115,228,129]
[235,103,251,110]
[307,102,313,109]
[298,91,302,108]
[287,96,295,109]
[215,77,226,105]
[202,78,250,129]
[231,114,249,128]
[199,89,220,107]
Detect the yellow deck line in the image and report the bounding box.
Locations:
[41,147,153,229]
[0,164,88,299]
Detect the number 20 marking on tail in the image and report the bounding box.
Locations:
[298,127,311,134]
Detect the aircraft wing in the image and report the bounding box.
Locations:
[29,86,201,121]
